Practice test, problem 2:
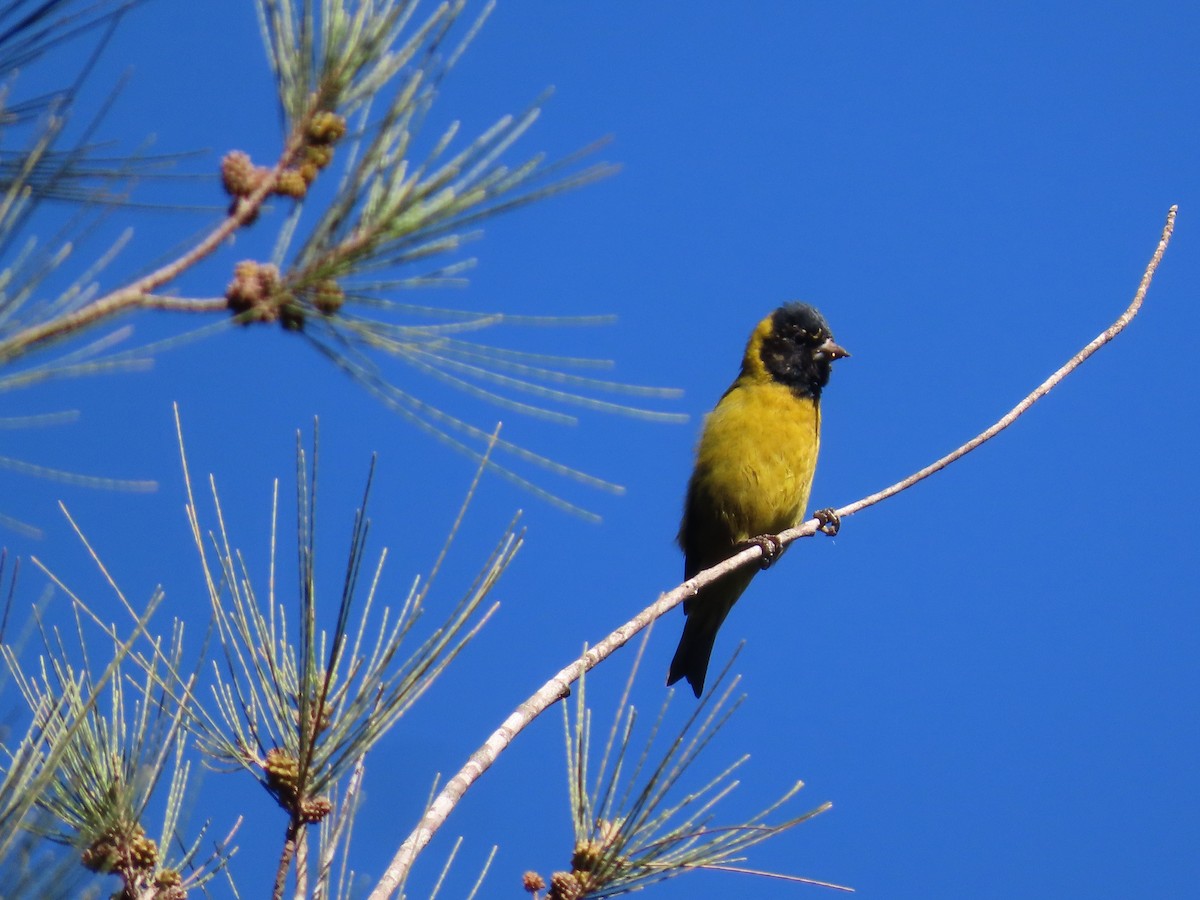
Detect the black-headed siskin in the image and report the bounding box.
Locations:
[668,303,848,697]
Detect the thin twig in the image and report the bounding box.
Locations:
[807,205,1177,530]
[135,295,229,313]
[366,205,1177,898]
[274,819,303,900]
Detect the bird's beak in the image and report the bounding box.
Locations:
[818,338,850,361]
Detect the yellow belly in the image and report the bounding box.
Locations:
[690,378,821,544]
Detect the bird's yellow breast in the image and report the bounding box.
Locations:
[690,377,821,543]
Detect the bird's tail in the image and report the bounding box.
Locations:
[666,568,754,698]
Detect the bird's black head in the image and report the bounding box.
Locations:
[754,302,849,398]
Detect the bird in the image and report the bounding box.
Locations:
[668,302,848,697]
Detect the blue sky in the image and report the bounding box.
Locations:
[4,2,1198,898]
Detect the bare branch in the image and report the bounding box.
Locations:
[817,204,1178,527]
[366,204,1178,897]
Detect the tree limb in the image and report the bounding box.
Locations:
[367,204,1178,899]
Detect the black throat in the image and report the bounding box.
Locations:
[758,306,835,400]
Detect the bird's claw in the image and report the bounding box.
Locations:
[745,533,784,569]
[814,508,841,537]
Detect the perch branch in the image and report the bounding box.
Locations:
[367,204,1177,898]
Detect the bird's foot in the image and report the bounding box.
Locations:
[814,508,841,537]
[744,533,784,569]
